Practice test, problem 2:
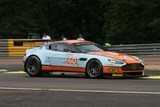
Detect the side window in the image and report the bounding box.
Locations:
[48,44,58,51]
[52,45,58,51]
[56,44,71,52]
[48,43,80,53]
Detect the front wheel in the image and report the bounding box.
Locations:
[25,56,42,77]
[86,59,103,78]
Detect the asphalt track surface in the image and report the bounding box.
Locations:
[0,57,160,107]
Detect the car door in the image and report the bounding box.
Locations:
[63,44,88,68]
[47,43,67,67]
[47,43,78,66]
[47,43,88,71]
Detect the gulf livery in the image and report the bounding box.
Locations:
[23,40,145,78]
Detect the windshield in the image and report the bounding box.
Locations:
[75,44,104,53]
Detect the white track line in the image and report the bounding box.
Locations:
[0,87,160,95]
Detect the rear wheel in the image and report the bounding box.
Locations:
[25,56,42,77]
[86,59,103,78]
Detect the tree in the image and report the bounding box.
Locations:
[0,0,160,44]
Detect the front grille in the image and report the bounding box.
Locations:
[122,64,144,71]
[124,72,143,76]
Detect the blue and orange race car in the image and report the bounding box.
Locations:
[23,40,145,78]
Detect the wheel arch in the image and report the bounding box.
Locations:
[85,58,103,72]
[24,55,42,68]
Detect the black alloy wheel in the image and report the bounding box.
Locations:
[86,59,103,78]
[25,56,42,77]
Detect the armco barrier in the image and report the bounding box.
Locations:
[0,39,44,57]
[0,39,160,57]
[108,43,160,56]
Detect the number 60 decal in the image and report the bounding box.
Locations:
[67,55,77,65]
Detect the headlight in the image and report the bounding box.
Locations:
[108,59,124,64]
[132,56,143,62]
[132,56,145,65]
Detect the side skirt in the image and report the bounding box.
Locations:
[42,65,85,73]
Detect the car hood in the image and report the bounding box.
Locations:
[88,51,141,64]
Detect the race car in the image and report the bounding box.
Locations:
[23,40,145,78]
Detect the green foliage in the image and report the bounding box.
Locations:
[0,0,160,44]
[102,0,160,44]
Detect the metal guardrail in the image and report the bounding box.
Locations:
[0,39,160,57]
[108,43,160,56]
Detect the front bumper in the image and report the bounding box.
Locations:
[103,66,144,78]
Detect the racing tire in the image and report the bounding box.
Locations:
[25,56,42,77]
[86,59,103,78]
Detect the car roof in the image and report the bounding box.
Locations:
[45,40,93,45]
[42,40,95,49]
[62,40,92,44]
